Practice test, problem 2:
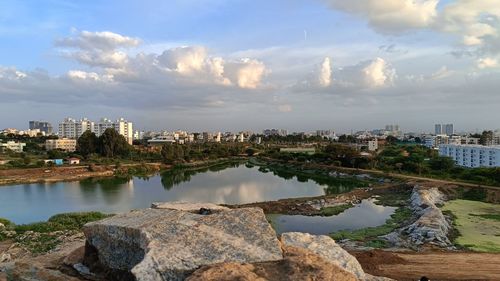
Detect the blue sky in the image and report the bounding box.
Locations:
[1,0,500,133]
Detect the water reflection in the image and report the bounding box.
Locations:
[0,162,369,224]
[269,199,396,235]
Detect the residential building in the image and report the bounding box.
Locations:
[29,121,53,135]
[58,117,134,144]
[368,139,378,151]
[45,138,77,152]
[439,144,500,168]
[0,141,26,153]
[58,118,94,139]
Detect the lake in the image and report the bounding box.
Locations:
[0,162,367,224]
[268,199,397,235]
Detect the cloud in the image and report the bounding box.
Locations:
[224,59,267,89]
[56,30,140,51]
[337,57,395,89]
[322,0,438,33]
[319,57,332,87]
[477,57,499,69]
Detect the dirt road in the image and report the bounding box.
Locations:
[354,250,500,281]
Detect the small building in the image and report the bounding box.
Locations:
[368,139,378,151]
[67,158,80,165]
[44,159,64,166]
[45,138,77,152]
[0,141,26,153]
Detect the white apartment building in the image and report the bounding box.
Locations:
[58,117,133,144]
[439,144,500,168]
[0,141,26,153]
[368,139,378,151]
[58,118,94,139]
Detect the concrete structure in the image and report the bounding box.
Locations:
[67,158,80,165]
[29,121,53,135]
[435,123,454,136]
[45,138,77,152]
[0,141,26,153]
[368,139,378,151]
[439,144,500,168]
[58,118,94,139]
[58,117,134,144]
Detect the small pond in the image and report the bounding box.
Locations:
[268,199,396,235]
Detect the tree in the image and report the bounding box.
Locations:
[98,128,130,158]
[77,130,99,158]
[429,156,455,171]
[480,131,494,146]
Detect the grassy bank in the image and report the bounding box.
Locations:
[0,212,111,254]
[442,199,500,252]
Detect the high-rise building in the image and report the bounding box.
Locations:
[58,118,94,139]
[444,124,454,136]
[435,124,443,135]
[435,123,454,136]
[29,121,53,135]
[58,117,133,144]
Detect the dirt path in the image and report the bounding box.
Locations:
[353,250,500,281]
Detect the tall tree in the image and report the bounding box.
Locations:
[98,128,130,158]
[77,130,99,158]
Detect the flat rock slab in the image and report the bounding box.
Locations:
[151,202,230,212]
[83,207,282,281]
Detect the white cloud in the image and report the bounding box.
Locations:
[322,0,438,33]
[224,58,267,89]
[361,57,394,87]
[477,57,498,69]
[319,57,332,87]
[56,30,140,51]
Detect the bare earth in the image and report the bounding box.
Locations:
[354,250,500,281]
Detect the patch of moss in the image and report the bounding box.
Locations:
[14,233,60,254]
[48,212,112,230]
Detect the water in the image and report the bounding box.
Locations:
[269,199,397,235]
[0,162,367,224]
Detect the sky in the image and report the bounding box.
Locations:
[1,0,500,133]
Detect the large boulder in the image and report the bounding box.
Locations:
[83,207,283,281]
[281,232,366,280]
[187,246,358,281]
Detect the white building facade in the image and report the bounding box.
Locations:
[58,117,133,144]
[439,144,500,168]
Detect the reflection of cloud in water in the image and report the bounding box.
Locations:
[271,199,397,235]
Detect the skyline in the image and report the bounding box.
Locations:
[1,0,500,132]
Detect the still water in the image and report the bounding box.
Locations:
[269,199,397,235]
[0,162,364,224]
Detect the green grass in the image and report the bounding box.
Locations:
[442,199,500,253]
[330,207,412,243]
[1,212,112,253]
[319,204,354,216]
[0,217,14,227]
[470,214,500,221]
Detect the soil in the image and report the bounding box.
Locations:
[353,250,500,281]
[0,166,114,186]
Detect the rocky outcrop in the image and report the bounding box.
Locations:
[383,186,453,249]
[281,232,366,280]
[187,246,358,281]
[83,207,283,281]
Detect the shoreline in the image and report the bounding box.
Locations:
[0,157,248,187]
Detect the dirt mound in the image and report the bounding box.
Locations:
[187,246,357,281]
[353,250,407,273]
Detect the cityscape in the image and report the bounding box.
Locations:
[1,1,500,281]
